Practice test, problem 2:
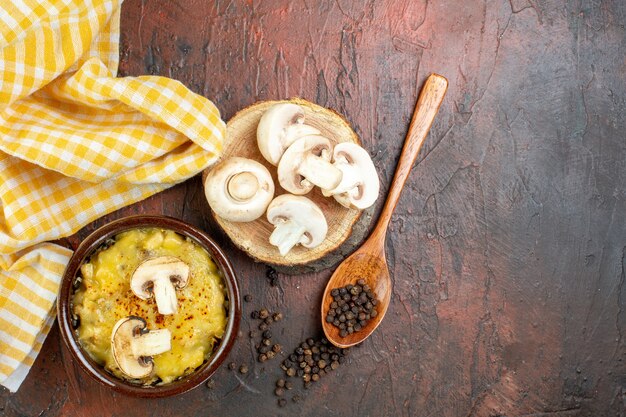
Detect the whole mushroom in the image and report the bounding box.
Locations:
[204,157,275,222]
[321,142,380,209]
[266,194,328,256]
[277,135,343,195]
[257,103,321,165]
[130,256,190,315]
[111,316,171,379]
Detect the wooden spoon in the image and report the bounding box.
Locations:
[321,74,448,348]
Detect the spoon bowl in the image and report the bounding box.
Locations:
[321,74,448,347]
[321,248,392,347]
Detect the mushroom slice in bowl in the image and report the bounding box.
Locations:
[111,316,172,379]
[277,135,342,195]
[257,103,321,165]
[204,157,275,222]
[321,142,380,210]
[266,194,328,256]
[130,256,190,315]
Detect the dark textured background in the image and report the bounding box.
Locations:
[2,0,625,415]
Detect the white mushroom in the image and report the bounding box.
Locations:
[111,316,171,379]
[204,157,275,222]
[277,135,343,195]
[257,103,321,165]
[266,194,328,256]
[130,256,190,315]
[321,143,380,210]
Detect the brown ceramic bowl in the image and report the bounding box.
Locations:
[57,215,241,398]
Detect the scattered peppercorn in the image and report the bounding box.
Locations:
[326,280,379,336]
[276,379,285,388]
[239,364,248,374]
[228,362,236,370]
[272,312,283,321]
[244,294,252,302]
[205,379,215,389]
[278,398,287,407]
[259,308,270,319]
[266,266,279,287]
[280,336,350,390]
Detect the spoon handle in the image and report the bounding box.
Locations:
[367,73,448,248]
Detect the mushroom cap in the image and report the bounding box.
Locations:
[110,317,171,379]
[266,194,328,249]
[257,103,321,165]
[277,135,340,195]
[327,142,380,210]
[204,157,275,222]
[130,256,190,299]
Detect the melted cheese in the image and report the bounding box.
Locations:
[73,228,227,385]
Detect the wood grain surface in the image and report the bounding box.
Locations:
[2,0,625,416]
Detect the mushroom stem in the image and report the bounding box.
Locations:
[269,219,308,256]
[131,328,171,357]
[321,155,361,197]
[152,278,179,315]
[298,151,342,191]
[227,171,260,201]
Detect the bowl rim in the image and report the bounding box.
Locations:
[57,215,241,398]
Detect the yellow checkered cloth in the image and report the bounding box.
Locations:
[0,0,225,391]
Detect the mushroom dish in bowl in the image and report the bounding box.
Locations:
[57,215,240,397]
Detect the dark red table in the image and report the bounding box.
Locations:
[2,1,625,415]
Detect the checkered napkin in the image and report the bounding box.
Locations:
[0,0,225,391]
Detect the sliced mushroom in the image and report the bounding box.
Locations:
[111,316,171,379]
[130,256,190,315]
[321,142,380,209]
[257,103,321,165]
[266,194,328,256]
[277,135,343,195]
[204,157,275,222]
